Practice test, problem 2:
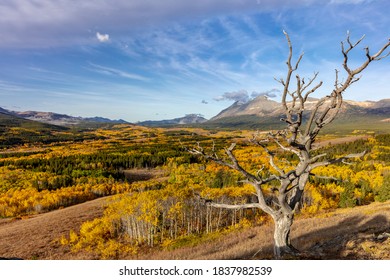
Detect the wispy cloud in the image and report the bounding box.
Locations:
[0,80,27,93]
[87,63,149,82]
[214,88,281,103]
[329,0,372,4]
[1,0,375,49]
[116,17,279,88]
[214,90,250,103]
[252,88,280,98]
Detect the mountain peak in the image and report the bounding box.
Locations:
[208,97,390,129]
[0,107,11,115]
[211,95,280,120]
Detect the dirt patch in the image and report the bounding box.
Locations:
[122,168,166,183]
[313,135,369,149]
[0,197,106,260]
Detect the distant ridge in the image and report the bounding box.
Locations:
[138,114,207,127]
[0,108,68,133]
[211,96,390,121]
[206,96,390,130]
[0,107,129,126]
[2,97,389,131]
[0,107,13,115]
[83,116,128,124]
[211,96,280,120]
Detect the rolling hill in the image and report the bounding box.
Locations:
[0,110,67,131]
[0,108,116,148]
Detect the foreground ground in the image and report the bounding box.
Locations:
[0,198,389,260]
[0,197,106,260]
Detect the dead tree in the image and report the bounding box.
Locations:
[190,31,389,259]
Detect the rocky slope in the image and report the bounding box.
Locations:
[211,96,390,120]
[207,96,390,129]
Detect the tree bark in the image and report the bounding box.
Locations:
[272,213,298,259]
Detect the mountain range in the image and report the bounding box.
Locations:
[1,96,389,130]
[205,96,390,130]
[0,108,128,126]
[137,114,207,127]
[211,96,390,119]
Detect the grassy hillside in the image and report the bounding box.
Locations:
[0,112,67,130]
[0,112,68,147]
[0,113,111,148]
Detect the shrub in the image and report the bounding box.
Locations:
[339,181,357,208]
[375,174,390,202]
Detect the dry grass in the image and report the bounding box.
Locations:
[291,202,390,259]
[0,198,389,260]
[312,135,369,149]
[131,201,390,260]
[122,168,166,183]
[0,197,106,260]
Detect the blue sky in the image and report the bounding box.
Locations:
[0,0,389,122]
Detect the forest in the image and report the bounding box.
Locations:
[0,124,389,259]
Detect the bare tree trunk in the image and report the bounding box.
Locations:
[272,212,298,259]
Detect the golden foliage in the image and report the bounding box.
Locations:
[1,125,389,258]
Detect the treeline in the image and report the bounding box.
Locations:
[0,147,198,193]
[0,132,107,148]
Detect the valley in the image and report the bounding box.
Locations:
[0,118,389,259]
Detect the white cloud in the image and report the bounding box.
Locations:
[96,32,109,43]
[214,88,283,103]
[214,90,250,103]
[251,88,280,98]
